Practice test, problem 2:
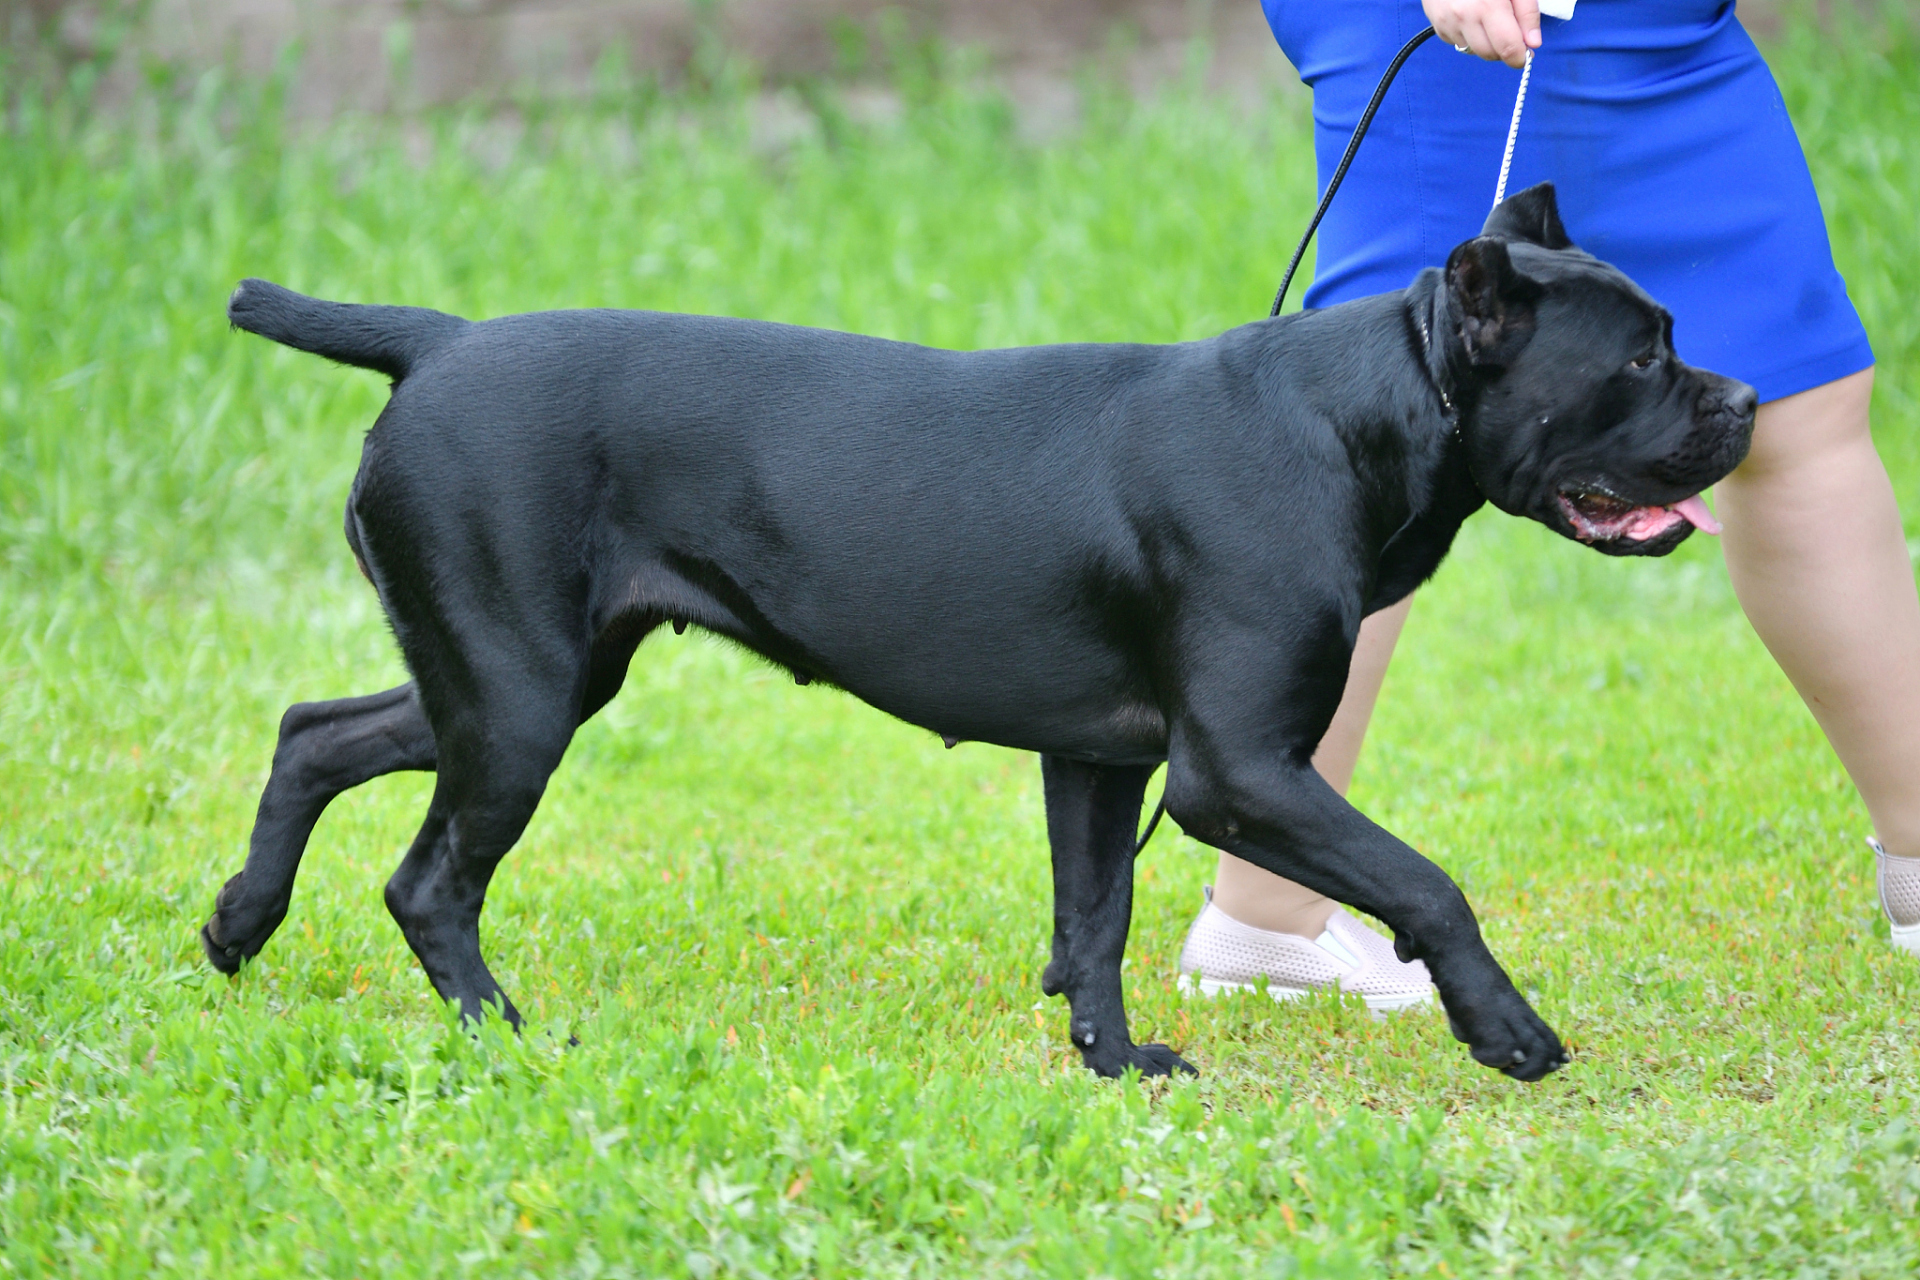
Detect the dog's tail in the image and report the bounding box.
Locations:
[226,278,467,382]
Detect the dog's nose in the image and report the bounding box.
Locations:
[1699,380,1758,429]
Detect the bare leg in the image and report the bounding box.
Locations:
[1715,368,1920,859]
[1210,596,1414,935]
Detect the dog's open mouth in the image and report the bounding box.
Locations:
[1556,489,1722,545]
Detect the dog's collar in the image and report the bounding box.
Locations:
[1416,316,1459,425]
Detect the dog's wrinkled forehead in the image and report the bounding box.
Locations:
[1511,242,1670,334]
[1480,183,1671,337]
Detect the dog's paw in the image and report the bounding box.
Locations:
[199,873,287,976]
[1446,998,1568,1082]
[1082,1040,1199,1080]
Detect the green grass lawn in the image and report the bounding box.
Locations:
[3,17,1919,1277]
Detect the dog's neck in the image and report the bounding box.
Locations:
[1362,284,1486,611]
[1316,279,1488,611]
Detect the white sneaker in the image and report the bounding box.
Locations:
[1176,887,1436,1014]
[1870,837,1920,956]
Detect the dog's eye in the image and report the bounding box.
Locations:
[1628,353,1657,371]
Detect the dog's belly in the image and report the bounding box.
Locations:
[606,545,1170,762]
[829,645,1171,763]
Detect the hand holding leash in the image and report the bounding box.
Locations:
[1269,2,1563,318]
[1424,0,1542,68]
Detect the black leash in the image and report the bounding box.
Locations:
[1133,790,1167,855]
[1270,25,1438,318]
[1132,25,1438,857]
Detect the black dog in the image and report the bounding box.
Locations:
[202,184,1753,1081]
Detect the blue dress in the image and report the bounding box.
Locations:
[1260,0,1873,402]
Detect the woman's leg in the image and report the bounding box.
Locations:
[1209,595,1415,936]
[1716,369,1920,882]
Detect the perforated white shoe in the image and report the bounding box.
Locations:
[1869,837,1920,956]
[1176,887,1436,1013]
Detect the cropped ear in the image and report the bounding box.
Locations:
[1445,236,1542,365]
[1482,181,1574,250]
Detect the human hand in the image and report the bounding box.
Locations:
[1423,0,1541,68]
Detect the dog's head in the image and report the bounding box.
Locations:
[1438,183,1756,556]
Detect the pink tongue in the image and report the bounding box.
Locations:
[1671,494,1722,535]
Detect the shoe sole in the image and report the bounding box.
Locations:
[1181,973,1435,1015]
[1893,921,1920,956]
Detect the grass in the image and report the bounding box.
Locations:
[3,15,1920,1277]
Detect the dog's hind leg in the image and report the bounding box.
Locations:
[198,617,639,980]
[202,684,437,974]
[1039,755,1196,1078]
[380,650,588,1028]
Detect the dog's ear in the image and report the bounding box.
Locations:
[1445,236,1542,365]
[1482,182,1573,250]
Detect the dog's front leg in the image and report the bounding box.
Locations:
[1165,747,1567,1081]
[1038,755,1197,1079]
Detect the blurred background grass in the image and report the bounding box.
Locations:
[2,3,1919,1276]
